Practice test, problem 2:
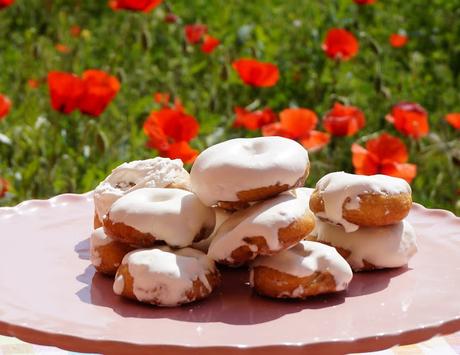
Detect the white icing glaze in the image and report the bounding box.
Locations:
[192,207,233,253]
[207,188,311,263]
[316,219,417,270]
[94,158,190,220]
[115,246,217,306]
[113,274,124,294]
[90,227,112,267]
[250,241,353,291]
[280,285,305,298]
[314,172,411,232]
[107,188,215,248]
[190,137,309,206]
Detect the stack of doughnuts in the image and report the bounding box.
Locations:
[190,136,353,299]
[309,172,418,271]
[90,157,221,307]
[88,137,417,307]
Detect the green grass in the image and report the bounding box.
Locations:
[0,0,459,214]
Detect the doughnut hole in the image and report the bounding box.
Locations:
[252,266,337,298]
[242,140,270,156]
[309,191,412,227]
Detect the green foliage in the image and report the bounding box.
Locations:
[0,0,458,214]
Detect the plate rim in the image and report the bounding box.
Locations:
[2,315,460,355]
[0,192,460,355]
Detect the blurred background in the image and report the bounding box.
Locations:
[0,0,458,213]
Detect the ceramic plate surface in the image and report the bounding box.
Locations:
[0,191,459,355]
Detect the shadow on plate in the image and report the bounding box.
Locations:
[345,266,410,297]
[74,239,409,325]
[74,237,90,260]
[75,265,346,325]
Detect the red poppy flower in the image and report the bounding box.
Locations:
[27,79,40,89]
[144,105,199,153]
[70,25,82,37]
[0,94,11,120]
[232,58,279,88]
[352,133,417,183]
[353,0,376,4]
[78,70,120,117]
[234,107,276,131]
[161,141,199,164]
[172,97,185,112]
[153,92,170,106]
[201,35,220,54]
[0,177,8,198]
[55,43,71,54]
[389,34,408,48]
[109,0,162,12]
[445,113,460,130]
[261,109,318,139]
[300,131,331,152]
[155,108,199,142]
[386,102,429,139]
[261,122,291,138]
[184,24,207,44]
[144,105,200,164]
[322,29,359,61]
[144,114,170,152]
[48,71,84,114]
[164,12,178,24]
[323,102,366,136]
[0,0,14,9]
[279,108,318,139]
[261,109,329,152]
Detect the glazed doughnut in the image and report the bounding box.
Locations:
[93,158,191,227]
[310,172,412,232]
[190,137,309,209]
[192,207,233,253]
[315,219,418,271]
[90,227,135,276]
[207,188,315,267]
[103,188,215,248]
[250,241,353,298]
[113,247,221,307]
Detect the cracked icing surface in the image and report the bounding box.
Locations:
[94,158,190,220]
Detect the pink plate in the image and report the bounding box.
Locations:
[0,191,460,355]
